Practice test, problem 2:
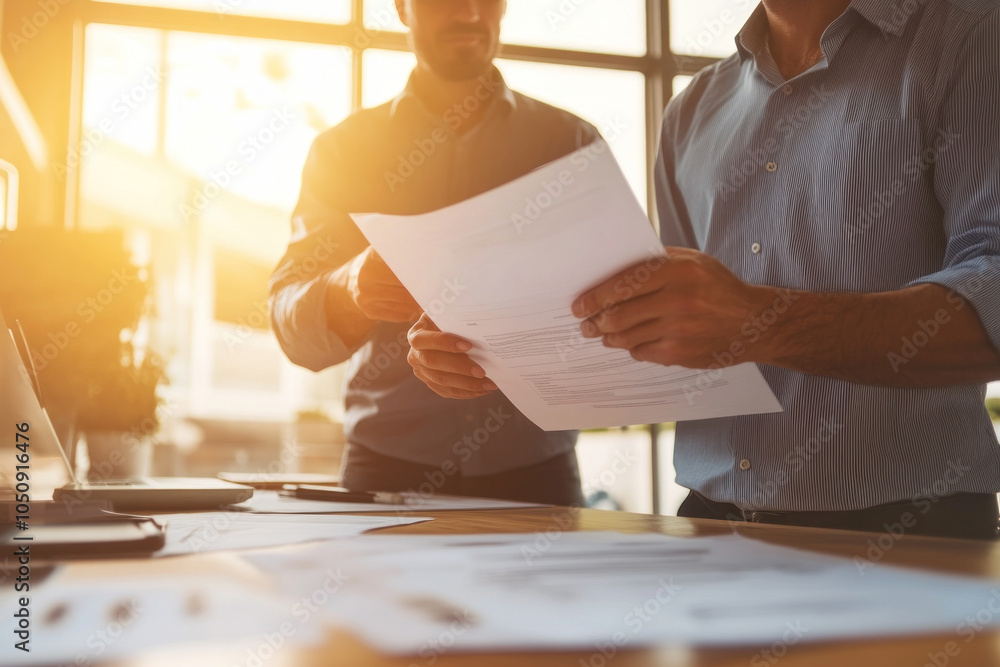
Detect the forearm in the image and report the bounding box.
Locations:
[752,283,1000,387]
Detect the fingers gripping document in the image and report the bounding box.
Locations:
[352,141,782,430]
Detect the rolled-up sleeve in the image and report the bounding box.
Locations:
[269,133,371,372]
[908,8,1000,353]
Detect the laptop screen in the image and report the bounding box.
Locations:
[0,307,67,491]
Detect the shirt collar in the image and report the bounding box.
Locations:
[735,3,770,63]
[735,0,915,63]
[389,66,517,121]
[849,0,917,37]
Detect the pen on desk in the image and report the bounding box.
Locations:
[280,484,408,505]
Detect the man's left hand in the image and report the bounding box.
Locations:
[572,247,770,368]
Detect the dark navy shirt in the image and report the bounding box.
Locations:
[270,68,599,474]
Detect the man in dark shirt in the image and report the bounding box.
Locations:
[269,0,598,504]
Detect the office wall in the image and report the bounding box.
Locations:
[0,0,77,228]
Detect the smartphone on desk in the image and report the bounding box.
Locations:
[2,518,166,559]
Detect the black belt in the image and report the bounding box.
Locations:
[690,490,999,539]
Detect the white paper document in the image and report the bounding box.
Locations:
[228,490,550,514]
[2,567,323,666]
[151,511,432,556]
[243,531,1000,654]
[352,141,782,430]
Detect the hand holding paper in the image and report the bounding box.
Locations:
[351,141,782,430]
[407,313,499,399]
[347,246,422,324]
[573,246,776,368]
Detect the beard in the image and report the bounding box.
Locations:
[411,26,500,82]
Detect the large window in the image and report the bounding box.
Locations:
[97,0,352,23]
[73,0,756,513]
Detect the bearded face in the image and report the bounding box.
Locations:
[398,0,506,82]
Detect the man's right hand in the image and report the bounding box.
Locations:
[347,247,422,323]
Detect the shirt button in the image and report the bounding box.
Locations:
[465,414,475,423]
[782,84,793,96]
[739,459,751,471]
[765,161,778,172]
[751,243,761,254]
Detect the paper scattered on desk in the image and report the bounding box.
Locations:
[153,511,432,556]
[352,141,782,430]
[227,490,550,514]
[2,567,323,666]
[243,531,1000,654]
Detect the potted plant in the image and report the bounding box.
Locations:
[76,348,167,481]
[0,228,150,459]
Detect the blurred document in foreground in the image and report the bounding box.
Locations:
[352,141,781,430]
[246,531,1000,653]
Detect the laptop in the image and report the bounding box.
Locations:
[2,307,253,511]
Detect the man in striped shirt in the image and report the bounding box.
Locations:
[409,0,1000,538]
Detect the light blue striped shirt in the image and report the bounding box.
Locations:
[657,0,1000,511]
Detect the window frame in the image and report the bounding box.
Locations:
[73,0,722,216]
[70,0,730,514]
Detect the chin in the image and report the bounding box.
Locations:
[435,62,494,82]
[423,53,492,82]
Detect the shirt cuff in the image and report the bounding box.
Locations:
[908,256,1000,354]
[270,271,355,372]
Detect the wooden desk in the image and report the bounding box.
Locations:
[84,507,1000,667]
